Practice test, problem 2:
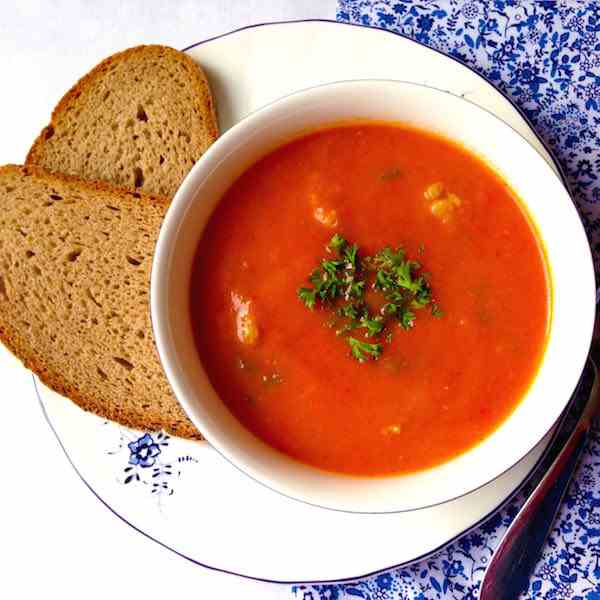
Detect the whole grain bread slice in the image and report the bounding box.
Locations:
[0,164,200,439]
[26,45,218,198]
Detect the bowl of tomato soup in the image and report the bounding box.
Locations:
[152,80,595,512]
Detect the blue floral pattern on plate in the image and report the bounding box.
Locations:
[291,2,600,598]
[128,433,162,468]
[107,429,198,507]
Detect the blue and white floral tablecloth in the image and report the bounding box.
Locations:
[294,2,600,599]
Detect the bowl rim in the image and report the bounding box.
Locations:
[151,78,596,514]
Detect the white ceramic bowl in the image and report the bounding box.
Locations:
[151,80,595,513]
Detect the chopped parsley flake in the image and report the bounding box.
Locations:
[348,337,383,362]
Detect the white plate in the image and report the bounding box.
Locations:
[26,20,569,582]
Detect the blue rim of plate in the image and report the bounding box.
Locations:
[184,19,570,191]
[37,366,592,584]
[37,18,586,585]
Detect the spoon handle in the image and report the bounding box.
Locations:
[480,362,598,600]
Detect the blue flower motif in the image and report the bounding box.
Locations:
[575,159,596,180]
[510,60,547,92]
[378,10,396,27]
[481,512,503,535]
[443,559,465,577]
[461,581,481,600]
[128,433,161,467]
[417,14,434,31]
[539,563,556,580]
[557,582,574,597]
[558,547,580,571]
[461,1,480,20]
[375,573,393,590]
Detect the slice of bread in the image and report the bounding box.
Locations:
[0,164,200,439]
[26,45,218,198]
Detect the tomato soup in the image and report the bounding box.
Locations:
[190,124,550,476]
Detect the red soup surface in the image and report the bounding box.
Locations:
[190,124,550,476]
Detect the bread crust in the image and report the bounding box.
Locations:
[16,44,218,438]
[26,45,218,198]
[0,165,202,440]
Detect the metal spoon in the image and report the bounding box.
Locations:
[480,357,599,600]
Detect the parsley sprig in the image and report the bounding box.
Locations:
[298,234,362,309]
[368,246,438,329]
[298,235,442,363]
[348,337,382,362]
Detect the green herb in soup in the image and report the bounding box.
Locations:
[297,234,440,361]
